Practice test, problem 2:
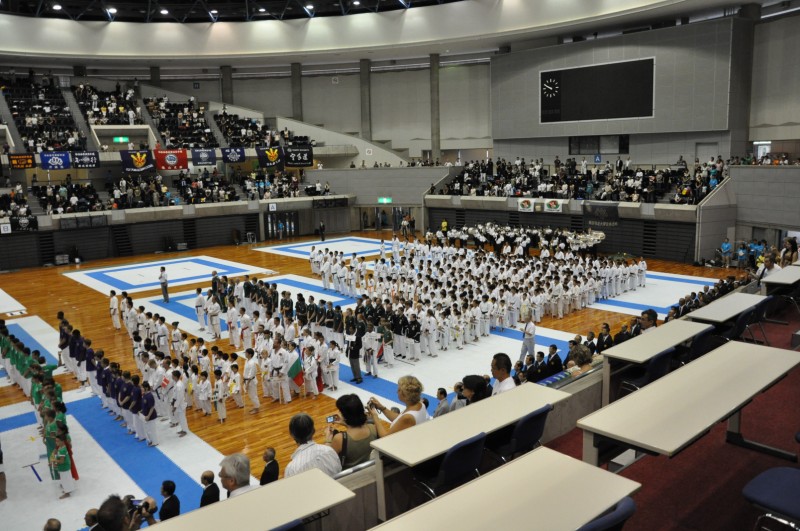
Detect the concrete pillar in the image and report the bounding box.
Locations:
[72,65,87,78]
[429,53,441,163]
[739,3,761,20]
[291,63,303,121]
[149,66,161,87]
[360,59,372,141]
[220,66,234,104]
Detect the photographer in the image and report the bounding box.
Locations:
[324,394,378,468]
[97,494,158,531]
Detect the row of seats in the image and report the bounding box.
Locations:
[145,97,218,149]
[72,85,141,126]
[214,113,279,148]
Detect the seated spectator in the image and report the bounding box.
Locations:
[432,388,449,417]
[218,452,258,497]
[461,374,489,404]
[448,381,467,412]
[285,413,342,478]
[490,353,516,395]
[565,344,593,376]
[367,375,428,437]
[324,394,378,469]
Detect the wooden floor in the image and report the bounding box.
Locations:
[0,229,735,479]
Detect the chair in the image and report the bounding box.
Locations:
[720,308,755,341]
[578,496,637,531]
[270,519,304,531]
[412,431,487,500]
[485,404,553,463]
[678,331,728,365]
[742,467,800,529]
[619,347,674,395]
[744,295,774,345]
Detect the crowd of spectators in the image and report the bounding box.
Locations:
[0,182,31,217]
[145,96,218,149]
[214,111,279,148]
[33,179,104,214]
[1,74,86,153]
[73,82,142,126]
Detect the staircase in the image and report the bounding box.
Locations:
[371,138,410,161]
[642,221,657,257]
[111,225,133,257]
[0,89,25,152]
[39,232,55,265]
[182,219,197,249]
[61,88,99,152]
[205,109,228,148]
[137,97,162,145]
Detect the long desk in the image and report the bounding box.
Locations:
[152,469,355,531]
[793,258,800,267]
[579,341,800,467]
[687,292,765,324]
[762,265,800,287]
[600,320,713,406]
[371,447,641,530]
[370,382,570,522]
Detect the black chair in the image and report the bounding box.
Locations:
[744,295,774,345]
[270,519,304,531]
[412,432,487,500]
[485,404,553,463]
[577,496,637,531]
[619,347,674,395]
[720,308,756,341]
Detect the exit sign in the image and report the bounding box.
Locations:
[378,197,392,204]
[113,136,130,143]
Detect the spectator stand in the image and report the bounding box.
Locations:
[144,96,218,149]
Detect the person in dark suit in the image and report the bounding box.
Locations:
[525,351,548,382]
[159,480,180,521]
[614,324,631,345]
[260,447,279,485]
[199,471,220,507]
[596,323,614,354]
[629,317,642,338]
[319,221,326,242]
[545,344,563,376]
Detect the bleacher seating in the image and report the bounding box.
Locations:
[145,97,218,149]
[1,78,85,152]
[73,84,142,126]
[214,112,278,148]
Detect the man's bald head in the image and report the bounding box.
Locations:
[43,519,61,531]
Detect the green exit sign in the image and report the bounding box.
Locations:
[113,136,130,143]
[378,197,393,204]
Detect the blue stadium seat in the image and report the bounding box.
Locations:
[578,496,636,531]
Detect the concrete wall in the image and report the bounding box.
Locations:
[306,168,455,207]
[727,166,800,234]
[695,178,737,261]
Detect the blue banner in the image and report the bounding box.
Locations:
[256,146,283,170]
[120,150,154,172]
[221,147,246,164]
[40,151,71,170]
[72,151,100,168]
[191,148,217,166]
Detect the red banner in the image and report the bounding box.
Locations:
[154,149,188,171]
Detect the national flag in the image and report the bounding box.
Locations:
[286,349,304,387]
[376,343,384,361]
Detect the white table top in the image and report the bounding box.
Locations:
[762,265,800,286]
[578,342,800,456]
[601,320,713,364]
[371,447,641,530]
[793,258,800,267]
[371,382,570,466]
[152,469,354,531]
[687,292,765,324]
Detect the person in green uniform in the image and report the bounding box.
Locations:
[42,409,59,480]
[54,401,68,426]
[51,433,76,498]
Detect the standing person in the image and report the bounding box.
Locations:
[109,291,120,331]
[243,349,260,414]
[158,267,169,303]
[207,296,222,340]
[319,221,326,242]
[239,308,252,349]
[194,288,206,331]
[199,471,220,507]
[140,382,159,447]
[519,314,536,363]
[50,434,76,499]
[346,325,363,384]
[171,371,189,437]
[159,480,180,521]
[260,447,279,485]
[213,369,228,424]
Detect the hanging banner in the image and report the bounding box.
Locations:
[583,201,620,228]
[10,215,38,231]
[284,146,313,168]
[9,154,35,169]
[72,151,100,169]
[221,147,246,164]
[191,148,217,167]
[256,146,284,170]
[517,198,533,212]
[120,150,154,172]
[40,151,72,171]
[544,199,564,213]
[154,149,188,171]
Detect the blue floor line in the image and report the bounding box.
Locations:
[594,298,672,314]
[0,369,7,378]
[85,257,252,292]
[0,410,37,432]
[67,396,203,512]
[647,273,716,286]
[148,295,230,333]
[7,323,60,366]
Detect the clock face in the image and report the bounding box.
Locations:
[542,77,559,98]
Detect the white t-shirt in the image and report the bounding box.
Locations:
[492,376,517,396]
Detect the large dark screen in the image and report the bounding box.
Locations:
[541,59,654,123]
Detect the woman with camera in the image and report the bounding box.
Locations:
[367,375,428,437]
[324,394,378,468]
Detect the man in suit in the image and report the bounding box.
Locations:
[629,316,642,338]
[83,509,101,531]
[544,344,563,376]
[260,447,279,485]
[158,480,180,521]
[614,324,631,344]
[525,351,547,382]
[199,470,220,507]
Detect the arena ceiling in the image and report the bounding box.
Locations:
[0,0,466,22]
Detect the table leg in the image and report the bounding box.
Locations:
[726,410,798,462]
[374,450,387,522]
[602,359,610,407]
[582,430,600,466]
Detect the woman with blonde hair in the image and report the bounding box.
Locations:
[367,375,428,437]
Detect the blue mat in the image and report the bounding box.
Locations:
[7,323,59,366]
